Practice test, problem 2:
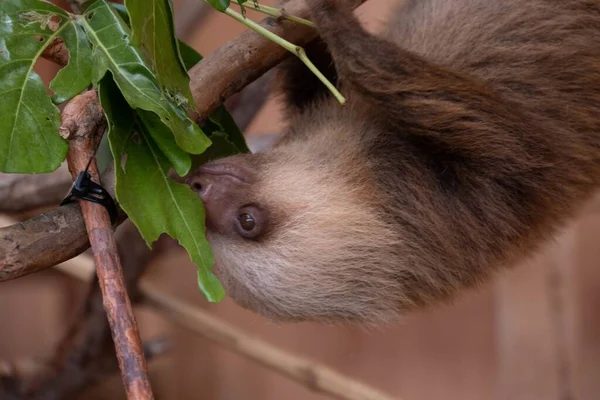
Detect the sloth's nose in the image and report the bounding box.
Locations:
[187,173,212,200]
[187,170,242,206]
[187,159,253,233]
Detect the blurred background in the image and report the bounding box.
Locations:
[2,0,600,399]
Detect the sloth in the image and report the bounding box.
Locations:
[187,0,600,322]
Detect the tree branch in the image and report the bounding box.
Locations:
[0,166,126,282]
[41,38,69,67]
[34,253,400,400]
[189,0,366,122]
[0,221,168,400]
[0,165,72,212]
[62,90,153,399]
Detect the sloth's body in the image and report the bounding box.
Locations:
[189,0,600,322]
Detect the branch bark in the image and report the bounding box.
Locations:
[0,221,168,400]
[0,166,126,282]
[189,0,366,122]
[41,38,69,67]
[27,222,156,399]
[62,90,153,399]
[30,253,400,400]
[0,164,71,212]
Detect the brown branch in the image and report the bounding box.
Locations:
[0,166,126,283]
[41,38,68,67]
[189,0,366,123]
[0,89,123,283]
[38,254,400,400]
[0,165,72,212]
[28,222,156,399]
[0,221,169,399]
[62,90,153,399]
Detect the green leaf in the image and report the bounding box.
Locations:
[80,0,210,155]
[0,0,93,172]
[176,40,250,158]
[100,75,225,302]
[177,39,201,70]
[206,0,230,13]
[109,2,129,24]
[137,109,191,176]
[125,0,195,107]
[190,130,242,170]
[208,106,250,153]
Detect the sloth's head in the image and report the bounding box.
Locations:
[187,128,417,323]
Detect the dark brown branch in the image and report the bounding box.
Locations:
[41,38,68,67]
[28,254,400,400]
[26,222,155,399]
[0,89,125,283]
[189,0,366,123]
[0,222,168,400]
[63,90,153,399]
[0,167,125,283]
[0,165,72,212]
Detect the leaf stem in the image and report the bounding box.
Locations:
[222,7,345,105]
[236,2,316,28]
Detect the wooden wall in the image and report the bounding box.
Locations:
[1,1,600,399]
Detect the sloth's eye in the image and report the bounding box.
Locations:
[238,213,256,231]
[235,205,267,239]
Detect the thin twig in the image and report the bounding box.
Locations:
[223,7,345,104]
[141,282,397,400]
[0,164,71,212]
[62,90,154,399]
[235,2,316,27]
[189,0,366,122]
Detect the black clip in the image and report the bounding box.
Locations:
[60,171,118,225]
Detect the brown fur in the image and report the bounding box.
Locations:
[189,0,600,322]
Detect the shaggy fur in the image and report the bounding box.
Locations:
[189,0,600,322]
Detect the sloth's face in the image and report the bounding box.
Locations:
[187,143,407,322]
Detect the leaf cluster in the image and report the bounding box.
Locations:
[0,0,250,301]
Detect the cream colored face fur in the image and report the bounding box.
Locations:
[205,134,411,322]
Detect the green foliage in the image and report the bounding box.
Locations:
[81,1,210,157]
[101,76,225,302]
[124,0,195,107]
[0,0,252,302]
[0,0,83,172]
[206,0,230,13]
